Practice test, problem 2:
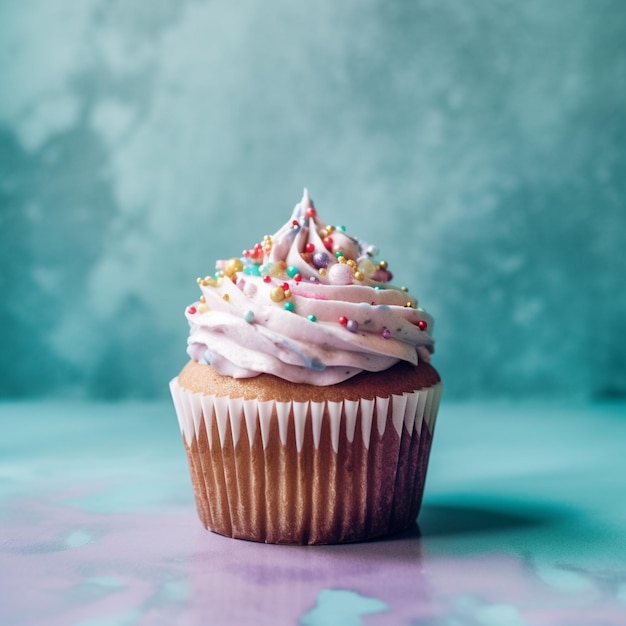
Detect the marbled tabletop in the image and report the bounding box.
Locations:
[1,399,626,625]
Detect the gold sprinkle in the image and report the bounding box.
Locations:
[338,256,347,264]
[198,303,208,313]
[224,257,244,277]
[223,294,230,302]
[270,287,285,302]
[199,295,206,303]
[346,259,357,268]
[319,268,327,276]
[379,261,388,270]
[405,301,414,308]
[354,271,364,281]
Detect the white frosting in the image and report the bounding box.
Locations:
[185,190,435,385]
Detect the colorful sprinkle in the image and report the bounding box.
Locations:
[312,251,329,269]
[339,316,348,326]
[270,287,285,302]
[307,314,317,322]
[244,264,261,276]
[263,276,272,283]
[306,207,317,218]
[269,262,285,277]
[328,263,354,285]
[358,259,376,278]
[417,320,428,331]
[224,257,243,277]
[243,310,255,323]
[382,327,391,339]
[284,302,295,312]
[346,319,359,333]
[286,265,299,278]
[305,242,315,253]
[188,306,197,314]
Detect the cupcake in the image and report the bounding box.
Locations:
[170,189,442,544]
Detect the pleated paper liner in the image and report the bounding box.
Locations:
[170,378,442,544]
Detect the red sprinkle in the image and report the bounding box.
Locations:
[305,243,315,253]
[323,237,334,251]
[263,276,271,283]
[339,316,348,326]
[281,282,290,291]
[306,207,317,218]
[188,306,197,314]
[292,220,300,228]
[417,320,428,331]
[294,273,302,282]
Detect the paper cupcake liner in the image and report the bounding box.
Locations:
[170,378,442,544]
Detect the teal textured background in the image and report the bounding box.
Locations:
[1,0,625,400]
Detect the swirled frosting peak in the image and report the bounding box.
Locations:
[185,189,435,385]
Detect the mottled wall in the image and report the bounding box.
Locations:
[1,0,625,400]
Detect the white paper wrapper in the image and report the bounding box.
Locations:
[170,378,442,544]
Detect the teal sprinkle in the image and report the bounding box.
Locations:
[284,302,295,312]
[307,314,317,322]
[243,310,255,323]
[286,265,299,278]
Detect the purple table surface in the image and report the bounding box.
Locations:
[1,399,626,626]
